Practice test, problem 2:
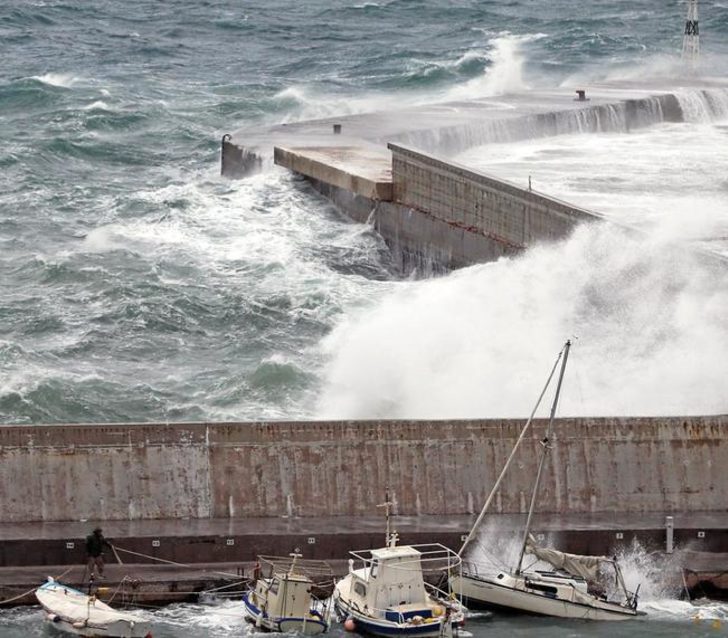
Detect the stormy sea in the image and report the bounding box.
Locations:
[2,0,728,635]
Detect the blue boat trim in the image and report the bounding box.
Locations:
[335,599,449,637]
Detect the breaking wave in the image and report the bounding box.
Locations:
[316,223,728,420]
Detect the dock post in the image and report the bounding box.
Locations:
[666,515,674,554]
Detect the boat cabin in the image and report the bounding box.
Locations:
[254,571,313,619]
[348,544,442,621]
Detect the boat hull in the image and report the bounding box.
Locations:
[243,591,328,635]
[43,613,150,638]
[452,574,642,621]
[334,593,456,637]
[36,581,150,638]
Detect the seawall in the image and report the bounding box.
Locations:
[234,85,728,270]
[2,416,726,523]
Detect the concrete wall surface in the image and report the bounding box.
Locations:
[308,178,517,273]
[389,143,604,248]
[1,416,726,523]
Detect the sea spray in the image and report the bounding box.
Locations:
[316,223,728,420]
[445,32,547,99]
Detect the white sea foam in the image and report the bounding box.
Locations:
[316,222,728,420]
[455,119,728,250]
[82,100,111,111]
[30,72,80,88]
[151,599,247,634]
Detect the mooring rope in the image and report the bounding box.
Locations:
[112,545,243,579]
[0,565,76,606]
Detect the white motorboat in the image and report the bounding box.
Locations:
[243,553,333,635]
[334,498,467,637]
[452,340,645,621]
[35,578,151,638]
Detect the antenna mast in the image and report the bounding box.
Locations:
[682,0,699,66]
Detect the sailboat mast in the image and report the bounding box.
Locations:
[458,348,566,557]
[515,340,571,575]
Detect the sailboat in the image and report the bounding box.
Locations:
[450,340,645,621]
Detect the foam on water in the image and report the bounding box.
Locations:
[454,104,728,250]
[29,72,80,88]
[151,599,247,635]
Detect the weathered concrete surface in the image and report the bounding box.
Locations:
[307,178,517,272]
[283,141,598,267]
[223,86,699,177]
[275,146,392,200]
[389,143,604,249]
[1,416,727,523]
[224,83,728,176]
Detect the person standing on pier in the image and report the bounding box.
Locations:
[85,527,112,580]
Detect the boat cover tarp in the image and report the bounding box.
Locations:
[525,535,611,582]
[35,579,149,634]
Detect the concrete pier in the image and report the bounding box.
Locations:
[224,82,728,269]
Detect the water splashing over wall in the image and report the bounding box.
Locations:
[384,88,728,156]
[316,223,728,420]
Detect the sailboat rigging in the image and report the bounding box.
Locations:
[451,340,645,621]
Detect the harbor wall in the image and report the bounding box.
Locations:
[1,415,726,523]
[388,143,603,250]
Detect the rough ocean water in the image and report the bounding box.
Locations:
[2,0,728,634]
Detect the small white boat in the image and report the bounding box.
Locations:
[35,578,151,638]
[334,499,466,638]
[243,553,333,635]
[453,340,645,621]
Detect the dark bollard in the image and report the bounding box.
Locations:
[333,124,342,134]
[575,89,588,102]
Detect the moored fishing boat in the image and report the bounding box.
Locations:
[243,553,333,635]
[451,340,645,621]
[35,578,151,638]
[333,498,467,637]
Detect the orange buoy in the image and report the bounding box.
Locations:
[344,618,356,632]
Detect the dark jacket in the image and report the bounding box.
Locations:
[86,532,110,557]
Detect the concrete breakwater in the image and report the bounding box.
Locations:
[224,86,724,177]
[225,84,728,270]
[1,416,726,523]
[274,142,604,271]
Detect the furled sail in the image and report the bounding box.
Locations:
[525,535,611,582]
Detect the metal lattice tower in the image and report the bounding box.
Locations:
[682,0,700,65]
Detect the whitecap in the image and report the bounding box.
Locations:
[82,100,111,111]
[30,72,80,88]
